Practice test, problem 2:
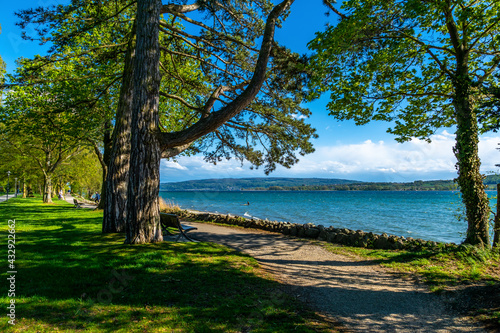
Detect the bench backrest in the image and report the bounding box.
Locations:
[160,213,180,228]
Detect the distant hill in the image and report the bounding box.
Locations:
[485,174,500,185]
[160,175,500,191]
[159,177,359,191]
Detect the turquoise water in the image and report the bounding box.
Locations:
[159,190,497,244]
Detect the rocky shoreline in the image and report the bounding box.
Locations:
[173,209,457,251]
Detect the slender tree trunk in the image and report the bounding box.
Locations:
[97,120,113,210]
[453,77,490,247]
[22,177,26,198]
[125,0,163,244]
[493,184,500,248]
[43,174,53,203]
[103,24,136,233]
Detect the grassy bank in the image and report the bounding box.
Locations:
[0,197,335,332]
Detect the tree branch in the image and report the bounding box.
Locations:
[159,91,201,111]
[159,0,295,151]
[171,12,260,52]
[160,3,200,14]
[159,21,236,55]
[159,46,248,81]
[475,57,500,86]
[469,16,500,52]
[322,0,347,20]
[161,142,193,158]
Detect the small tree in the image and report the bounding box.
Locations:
[1,62,87,203]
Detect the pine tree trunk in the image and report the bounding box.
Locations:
[125,0,163,244]
[22,178,26,199]
[453,77,490,247]
[103,26,136,233]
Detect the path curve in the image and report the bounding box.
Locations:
[187,221,485,333]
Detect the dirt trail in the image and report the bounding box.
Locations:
[187,221,485,333]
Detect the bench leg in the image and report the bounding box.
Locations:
[176,229,198,242]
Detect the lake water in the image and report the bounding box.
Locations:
[159,190,498,244]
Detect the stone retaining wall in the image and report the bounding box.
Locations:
[171,209,456,251]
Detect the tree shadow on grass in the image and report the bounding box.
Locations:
[1,201,332,332]
[8,238,323,332]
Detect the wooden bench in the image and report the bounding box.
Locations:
[73,199,82,209]
[160,213,197,242]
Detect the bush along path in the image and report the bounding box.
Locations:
[186,221,490,332]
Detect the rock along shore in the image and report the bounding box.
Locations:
[173,209,457,251]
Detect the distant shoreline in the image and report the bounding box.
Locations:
[160,188,497,192]
[160,175,500,192]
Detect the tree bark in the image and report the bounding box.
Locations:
[124,0,294,244]
[453,74,490,247]
[103,25,136,233]
[97,120,112,210]
[493,184,500,248]
[43,173,53,203]
[125,0,163,244]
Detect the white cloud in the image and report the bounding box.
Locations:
[276,131,499,181]
[161,160,188,171]
[291,114,307,120]
[160,131,500,182]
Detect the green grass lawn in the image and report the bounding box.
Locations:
[0,197,335,332]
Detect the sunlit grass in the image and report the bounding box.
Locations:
[0,197,336,332]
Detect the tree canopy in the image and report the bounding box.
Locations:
[0,23,6,101]
[15,0,316,172]
[309,0,500,141]
[11,0,313,243]
[308,0,500,246]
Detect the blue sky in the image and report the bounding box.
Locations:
[1,1,499,183]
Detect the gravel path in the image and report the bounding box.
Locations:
[187,221,486,333]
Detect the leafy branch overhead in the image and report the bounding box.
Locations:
[309,0,500,247]
[14,0,316,174]
[309,0,500,142]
